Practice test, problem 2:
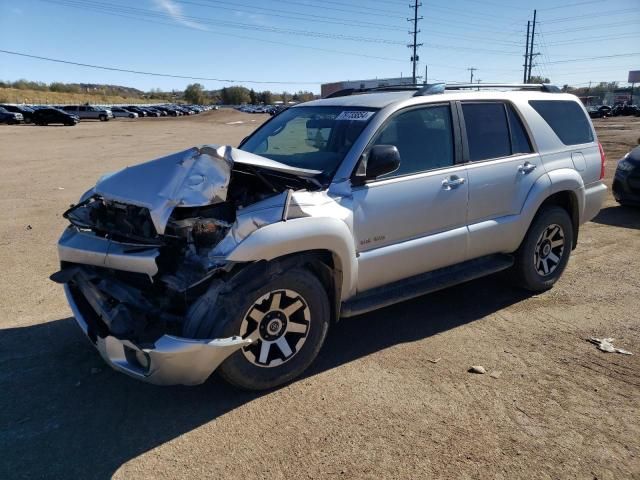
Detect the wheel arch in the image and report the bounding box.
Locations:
[225,216,358,302]
[518,170,584,250]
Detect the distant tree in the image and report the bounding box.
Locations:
[249,88,258,104]
[259,90,273,105]
[295,90,315,102]
[221,86,250,105]
[529,76,550,84]
[184,83,205,104]
[281,91,290,103]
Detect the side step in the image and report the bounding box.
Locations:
[340,254,514,318]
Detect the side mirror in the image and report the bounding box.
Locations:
[360,145,400,180]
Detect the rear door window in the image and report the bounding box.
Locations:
[528,100,593,145]
[462,103,511,161]
[507,106,533,154]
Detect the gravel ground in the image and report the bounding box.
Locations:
[0,111,639,480]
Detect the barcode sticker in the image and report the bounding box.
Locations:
[335,111,375,121]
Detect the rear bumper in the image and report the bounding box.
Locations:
[65,282,249,386]
[581,181,607,223]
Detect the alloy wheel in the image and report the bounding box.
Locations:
[239,289,310,368]
[534,223,565,276]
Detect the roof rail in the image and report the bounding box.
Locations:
[414,83,561,96]
[323,84,425,99]
[323,82,561,99]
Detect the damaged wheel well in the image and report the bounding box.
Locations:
[183,250,342,339]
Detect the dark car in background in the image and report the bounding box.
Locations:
[613,146,640,207]
[32,107,79,126]
[155,106,181,116]
[0,104,35,123]
[0,106,24,124]
[611,104,640,117]
[587,105,612,118]
[125,106,148,117]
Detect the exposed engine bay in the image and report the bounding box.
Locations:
[53,145,330,345]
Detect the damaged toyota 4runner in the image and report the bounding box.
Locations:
[52,84,607,389]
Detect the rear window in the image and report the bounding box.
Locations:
[529,100,593,145]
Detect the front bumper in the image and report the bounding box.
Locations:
[65,282,250,386]
[613,168,640,206]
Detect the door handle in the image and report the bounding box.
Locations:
[441,176,466,190]
[518,161,536,174]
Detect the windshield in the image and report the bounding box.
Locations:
[240,106,378,176]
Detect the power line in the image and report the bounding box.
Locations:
[545,53,640,64]
[0,49,324,85]
[177,0,406,31]
[44,0,406,45]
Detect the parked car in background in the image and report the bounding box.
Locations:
[146,107,167,117]
[124,106,147,117]
[613,145,640,206]
[0,106,23,124]
[32,107,79,126]
[155,106,181,116]
[611,104,640,116]
[139,107,161,117]
[62,105,113,121]
[0,104,35,123]
[587,105,611,118]
[53,83,606,389]
[110,107,138,119]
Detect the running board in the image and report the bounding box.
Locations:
[340,254,514,318]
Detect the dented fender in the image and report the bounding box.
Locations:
[225,216,359,300]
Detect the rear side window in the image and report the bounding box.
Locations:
[462,103,511,161]
[529,100,593,145]
[507,106,533,154]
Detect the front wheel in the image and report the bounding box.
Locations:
[215,268,330,390]
[512,206,573,292]
[99,114,107,121]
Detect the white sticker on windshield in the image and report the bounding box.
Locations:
[335,111,375,121]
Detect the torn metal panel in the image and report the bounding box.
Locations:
[209,190,290,259]
[58,227,160,277]
[93,144,322,235]
[94,145,233,234]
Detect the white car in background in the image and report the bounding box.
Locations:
[110,107,138,119]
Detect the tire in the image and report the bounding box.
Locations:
[208,268,330,390]
[99,115,107,121]
[512,206,573,292]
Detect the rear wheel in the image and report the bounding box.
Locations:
[512,206,573,292]
[215,268,330,390]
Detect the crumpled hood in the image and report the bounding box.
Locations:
[93,144,321,235]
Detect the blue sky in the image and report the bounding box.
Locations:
[1,0,639,93]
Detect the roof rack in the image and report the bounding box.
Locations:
[323,82,560,99]
[415,83,561,95]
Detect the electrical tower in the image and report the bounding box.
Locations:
[523,10,539,83]
[467,67,477,83]
[408,2,423,84]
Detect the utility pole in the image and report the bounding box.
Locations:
[527,9,537,83]
[467,67,477,83]
[523,21,530,83]
[408,2,423,84]
[424,64,428,84]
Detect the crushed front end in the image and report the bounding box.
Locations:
[52,145,320,385]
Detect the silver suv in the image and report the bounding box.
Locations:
[61,104,114,121]
[52,83,607,389]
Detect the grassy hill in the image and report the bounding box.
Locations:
[0,87,160,105]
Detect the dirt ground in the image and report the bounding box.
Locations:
[0,110,639,480]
